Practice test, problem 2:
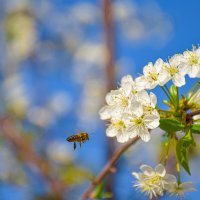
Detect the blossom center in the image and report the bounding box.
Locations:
[131,117,144,126]
[189,53,198,66]
[114,95,129,107]
[113,120,125,129]
[167,66,178,76]
[148,72,158,81]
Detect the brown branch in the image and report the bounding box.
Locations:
[80,136,140,200]
[186,109,200,123]
[103,0,115,91]
[102,0,116,197]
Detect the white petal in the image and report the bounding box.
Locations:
[116,131,130,143]
[132,172,140,180]
[188,65,200,78]
[130,101,143,117]
[140,165,154,176]
[143,114,160,129]
[178,64,189,75]
[154,58,165,72]
[105,90,120,105]
[135,76,148,90]
[137,90,149,105]
[121,75,134,86]
[164,174,177,184]
[99,106,111,120]
[128,127,138,138]
[155,164,166,177]
[172,73,185,87]
[180,182,196,192]
[106,126,117,137]
[120,82,132,96]
[137,126,150,142]
[158,71,171,86]
[149,92,157,108]
[143,62,154,76]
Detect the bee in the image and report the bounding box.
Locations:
[66,132,89,150]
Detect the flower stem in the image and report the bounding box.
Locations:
[161,86,171,101]
[173,136,181,184]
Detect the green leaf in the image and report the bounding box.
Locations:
[159,118,184,132]
[191,124,200,134]
[176,129,195,175]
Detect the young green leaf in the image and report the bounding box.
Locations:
[160,118,184,132]
[176,129,195,175]
[191,124,200,134]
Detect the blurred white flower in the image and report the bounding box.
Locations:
[46,141,71,163]
[182,47,200,78]
[27,106,54,127]
[165,181,196,197]
[132,164,177,199]
[48,92,71,115]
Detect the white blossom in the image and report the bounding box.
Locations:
[132,164,177,199]
[99,84,132,120]
[181,47,200,78]
[135,62,161,90]
[157,55,187,87]
[165,181,196,197]
[106,114,130,143]
[124,101,159,142]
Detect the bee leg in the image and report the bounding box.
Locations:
[79,142,82,147]
[74,142,76,150]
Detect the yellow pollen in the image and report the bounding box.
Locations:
[114,95,129,107]
[114,120,125,129]
[148,72,158,81]
[167,66,178,76]
[189,54,198,66]
[131,117,144,126]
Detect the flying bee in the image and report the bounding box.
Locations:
[66,132,89,150]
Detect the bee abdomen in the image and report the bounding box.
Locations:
[67,135,78,142]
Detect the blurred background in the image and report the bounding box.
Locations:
[0,0,200,199]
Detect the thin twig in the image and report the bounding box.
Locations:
[186,109,200,123]
[80,137,140,200]
[187,109,200,118]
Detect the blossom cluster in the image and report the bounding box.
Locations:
[99,75,160,142]
[132,164,195,199]
[99,47,200,143]
[135,46,200,90]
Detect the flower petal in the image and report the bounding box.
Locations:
[99,106,111,120]
[106,126,117,137]
[138,126,150,142]
[172,73,185,87]
[155,164,166,177]
[180,182,196,192]
[140,165,154,176]
[143,114,160,129]
[130,101,143,117]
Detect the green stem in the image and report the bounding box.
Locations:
[160,86,171,102]
[175,86,179,111]
[173,137,181,184]
[161,86,177,109]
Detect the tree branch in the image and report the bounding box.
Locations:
[80,136,140,200]
[186,109,200,123]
